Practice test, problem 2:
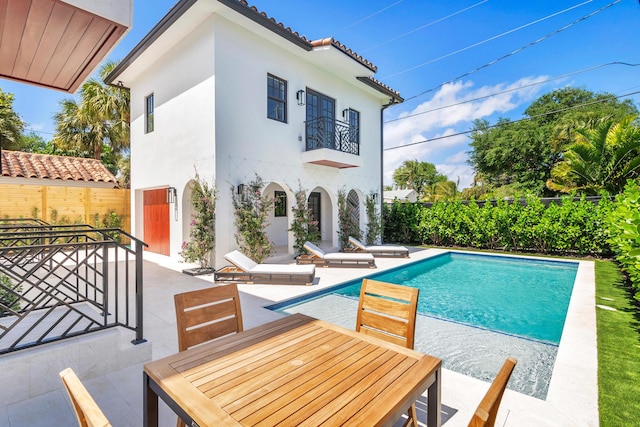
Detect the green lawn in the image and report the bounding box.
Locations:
[595,260,640,426]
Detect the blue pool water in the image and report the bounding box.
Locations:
[268,252,579,399]
[325,252,577,344]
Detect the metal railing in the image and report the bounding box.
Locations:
[0,220,147,354]
[305,116,359,155]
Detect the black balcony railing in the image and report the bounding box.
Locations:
[305,116,359,155]
[0,220,147,354]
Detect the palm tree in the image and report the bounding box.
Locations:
[393,159,447,198]
[547,115,640,195]
[52,61,130,161]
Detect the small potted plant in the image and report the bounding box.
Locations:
[181,171,216,275]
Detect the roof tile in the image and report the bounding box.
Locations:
[0,151,117,185]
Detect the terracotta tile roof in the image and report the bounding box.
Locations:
[0,150,117,185]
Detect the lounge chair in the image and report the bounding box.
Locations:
[348,236,409,258]
[297,241,376,268]
[215,250,315,285]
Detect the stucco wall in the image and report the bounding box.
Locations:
[128,10,388,267]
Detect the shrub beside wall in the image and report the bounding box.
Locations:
[383,195,614,257]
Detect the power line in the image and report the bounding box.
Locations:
[384,61,640,124]
[396,0,622,103]
[383,88,640,151]
[361,0,489,53]
[332,0,405,36]
[381,0,592,79]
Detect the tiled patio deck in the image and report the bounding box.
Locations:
[0,248,598,427]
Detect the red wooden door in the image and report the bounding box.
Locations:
[143,189,170,256]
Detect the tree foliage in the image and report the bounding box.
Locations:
[468,87,638,196]
[547,115,640,195]
[52,60,130,178]
[0,89,25,151]
[392,159,447,199]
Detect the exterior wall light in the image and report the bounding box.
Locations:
[167,187,177,204]
[237,183,245,195]
[296,90,305,106]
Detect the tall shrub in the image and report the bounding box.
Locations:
[364,192,382,245]
[231,175,273,263]
[289,184,320,255]
[607,180,640,296]
[180,172,216,269]
[337,189,360,250]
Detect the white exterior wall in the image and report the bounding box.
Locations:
[212,16,383,266]
[129,18,217,258]
[126,9,389,267]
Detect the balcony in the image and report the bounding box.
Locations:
[302,117,362,169]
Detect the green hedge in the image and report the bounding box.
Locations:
[383,195,614,257]
[607,181,640,296]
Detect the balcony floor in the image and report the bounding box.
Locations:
[0,248,597,427]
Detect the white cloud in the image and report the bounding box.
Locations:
[383,76,551,189]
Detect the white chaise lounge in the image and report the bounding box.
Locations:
[215,250,315,285]
[297,242,376,268]
[348,236,410,258]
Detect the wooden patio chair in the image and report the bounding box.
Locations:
[174,284,244,427]
[356,278,420,425]
[174,283,244,352]
[59,368,111,427]
[468,357,518,427]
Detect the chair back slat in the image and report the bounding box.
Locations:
[59,368,112,427]
[468,357,517,427]
[356,278,419,349]
[174,284,243,352]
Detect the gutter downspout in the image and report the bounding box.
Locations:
[380,97,399,244]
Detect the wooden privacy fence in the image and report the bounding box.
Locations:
[0,184,130,233]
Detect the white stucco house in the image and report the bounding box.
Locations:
[105,0,402,267]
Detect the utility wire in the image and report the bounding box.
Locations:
[362,0,489,53]
[395,0,622,103]
[332,0,405,36]
[384,88,640,151]
[384,61,640,124]
[382,0,592,78]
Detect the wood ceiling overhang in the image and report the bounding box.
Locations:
[0,0,128,93]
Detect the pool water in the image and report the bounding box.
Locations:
[268,252,579,399]
[331,252,577,344]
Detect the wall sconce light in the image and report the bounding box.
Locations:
[167,187,178,221]
[296,90,305,106]
[342,108,350,119]
[166,187,177,204]
[372,192,379,203]
[237,183,245,195]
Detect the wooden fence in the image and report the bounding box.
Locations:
[0,184,130,233]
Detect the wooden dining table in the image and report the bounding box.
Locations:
[143,313,442,427]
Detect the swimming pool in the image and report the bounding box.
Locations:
[267,252,579,399]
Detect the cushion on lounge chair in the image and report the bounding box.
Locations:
[303,242,326,258]
[250,264,315,275]
[300,241,375,267]
[348,236,409,258]
[224,250,258,272]
[348,237,368,250]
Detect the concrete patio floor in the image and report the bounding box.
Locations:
[0,247,598,427]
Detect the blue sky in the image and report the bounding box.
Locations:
[2,0,639,189]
